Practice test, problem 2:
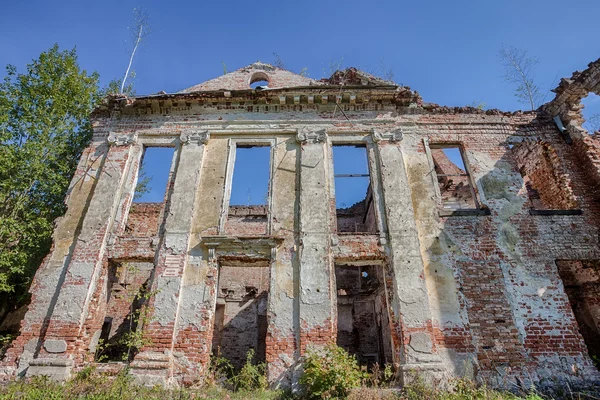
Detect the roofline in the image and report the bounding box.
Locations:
[128,84,403,101]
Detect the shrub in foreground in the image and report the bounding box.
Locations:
[300,343,368,399]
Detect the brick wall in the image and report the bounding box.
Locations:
[124,203,163,237]
[5,58,600,390]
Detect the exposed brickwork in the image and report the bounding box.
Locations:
[4,59,600,390]
[224,206,268,236]
[512,141,578,210]
[182,62,319,92]
[124,203,163,237]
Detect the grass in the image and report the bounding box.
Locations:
[0,372,587,400]
[1,345,599,399]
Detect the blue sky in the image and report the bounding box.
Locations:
[2,0,599,204]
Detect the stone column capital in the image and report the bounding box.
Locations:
[180,130,210,145]
[296,128,327,144]
[372,127,403,143]
[107,132,138,146]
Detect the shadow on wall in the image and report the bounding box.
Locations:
[211,292,268,370]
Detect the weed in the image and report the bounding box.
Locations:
[230,349,269,391]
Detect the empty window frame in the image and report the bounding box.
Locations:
[95,261,154,362]
[211,264,270,369]
[224,144,272,235]
[133,147,176,203]
[335,264,393,368]
[332,145,378,233]
[427,143,478,210]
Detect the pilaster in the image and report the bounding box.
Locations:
[376,139,445,383]
[130,131,208,386]
[296,129,335,353]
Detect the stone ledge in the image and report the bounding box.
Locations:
[399,362,447,386]
[27,358,73,381]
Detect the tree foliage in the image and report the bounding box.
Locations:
[0,44,101,304]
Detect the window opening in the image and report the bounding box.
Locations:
[582,93,600,134]
[335,264,393,368]
[212,264,270,370]
[226,145,270,235]
[133,147,175,203]
[556,260,600,368]
[430,145,478,210]
[95,261,154,362]
[332,145,378,233]
[249,72,270,90]
[250,80,269,90]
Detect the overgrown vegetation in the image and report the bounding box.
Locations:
[300,343,369,399]
[206,348,269,392]
[0,45,101,313]
[0,332,16,358]
[1,345,597,399]
[498,45,543,111]
[0,367,282,400]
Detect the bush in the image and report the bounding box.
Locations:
[300,343,368,399]
[230,349,269,392]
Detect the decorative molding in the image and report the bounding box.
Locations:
[180,130,210,145]
[296,128,327,144]
[107,132,138,146]
[372,128,403,143]
[270,246,277,260]
[208,247,216,261]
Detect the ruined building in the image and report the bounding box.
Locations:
[2,59,600,389]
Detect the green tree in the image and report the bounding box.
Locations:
[0,44,101,309]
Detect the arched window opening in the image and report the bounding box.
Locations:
[249,72,270,89]
[582,92,600,134]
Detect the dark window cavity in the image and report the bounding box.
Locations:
[556,260,600,365]
[95,261,153,362]
[212,264,270,370]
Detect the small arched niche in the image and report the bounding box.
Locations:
[249,72,270,89]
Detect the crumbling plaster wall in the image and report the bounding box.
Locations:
[403,111,600,386]
[5,58,600,390]
[0,142,108,378]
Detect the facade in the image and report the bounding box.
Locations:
[2,59,600,389]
